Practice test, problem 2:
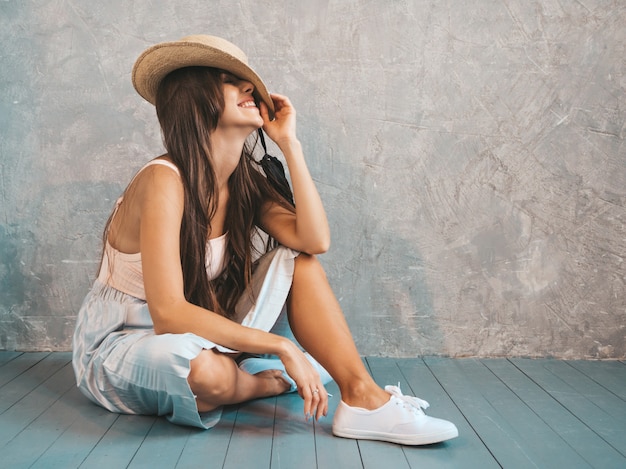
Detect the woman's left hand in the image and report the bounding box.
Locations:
[278,340,329,421]
[260,93,297,147]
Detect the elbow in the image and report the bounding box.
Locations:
[317,237,331,254]
[148,299,186,335]
[151,314,171,335]
[152,320,170,335]
[304,237,330,255]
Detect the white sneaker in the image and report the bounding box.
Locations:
[332,384,458,445]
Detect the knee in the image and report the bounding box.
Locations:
[188,349,237,401]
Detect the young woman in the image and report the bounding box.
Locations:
[72,35,458,445]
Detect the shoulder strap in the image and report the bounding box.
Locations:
[142,159,181,176]
[106,159,180,237]
[124,158,181,188]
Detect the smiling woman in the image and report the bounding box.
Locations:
[217,71,265,132]
[71,34,457,446]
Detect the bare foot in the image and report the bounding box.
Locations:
[254,369,292,397]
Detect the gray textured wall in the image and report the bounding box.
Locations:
[1,0,624,358]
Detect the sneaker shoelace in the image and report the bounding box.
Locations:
[384,383,430,414]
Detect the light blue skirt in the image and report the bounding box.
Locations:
[72,246,299,429]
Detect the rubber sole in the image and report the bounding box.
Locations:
[332,426,459,445]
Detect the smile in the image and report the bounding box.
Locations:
[238,100,257,108]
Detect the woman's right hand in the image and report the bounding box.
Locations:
[259,93,298,148]
[277,340,328,421]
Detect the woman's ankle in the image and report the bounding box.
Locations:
[339,379,390,410]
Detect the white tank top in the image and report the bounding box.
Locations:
[97,159,228,300]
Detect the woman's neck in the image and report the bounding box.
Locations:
[209,129,247,188]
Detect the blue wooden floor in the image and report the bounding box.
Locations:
[1,352,625,468]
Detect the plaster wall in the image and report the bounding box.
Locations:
[1,0,624,357]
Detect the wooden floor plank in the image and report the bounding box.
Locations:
[539,360,626,424]
[424,356,546,468]
[127,417,193,468]
[271,391,318,469]
[313,379,364,469]
[0,351,22,366]
[3,353,624,468]
[396,358,499,469]
[25,385,119,469]
[0,351,50,387]
[78,414,158,468]
[457,359,591,468]
[566,360,626,401]
[1,370,92,468]
[221,397,277,469]
[483,358,625,469]
[0,360,76,446]
[0,351,71,413]
[511,358,626,457]
[175,406,238,469]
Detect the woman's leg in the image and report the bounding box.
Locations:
[287,254,458,445]
[286,253,390,410]
[188,349,290,411]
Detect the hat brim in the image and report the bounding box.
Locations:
[132,38,274,116]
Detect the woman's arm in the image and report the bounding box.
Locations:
[138,165,288,355]
[137,164,327,416]
[137,162,329,418]
[259,94,330,254]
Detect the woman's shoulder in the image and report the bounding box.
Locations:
[130,156,184,205]
[134,156,181,184]
[143,157,181,176]
[107,156,184,252]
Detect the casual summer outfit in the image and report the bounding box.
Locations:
[73,159,458,443]
[72,159,301,428]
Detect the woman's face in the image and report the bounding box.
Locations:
[217,72,264,133]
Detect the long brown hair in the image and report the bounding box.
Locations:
[150,66,291,317]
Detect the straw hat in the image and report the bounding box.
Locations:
[132,35,274,115]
